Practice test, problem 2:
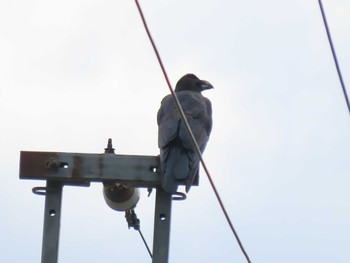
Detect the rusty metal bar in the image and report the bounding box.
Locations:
[19,151,160,187]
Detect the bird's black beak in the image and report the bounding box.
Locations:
[200,80,214,91]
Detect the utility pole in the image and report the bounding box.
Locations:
[19,139,175,263]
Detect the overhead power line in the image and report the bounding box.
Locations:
[134,1,252,262]
[318,0,350,116]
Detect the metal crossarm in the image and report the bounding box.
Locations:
[20,151,160,187]
[19,147,174,263]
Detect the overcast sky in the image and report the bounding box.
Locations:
[1,0,349,262]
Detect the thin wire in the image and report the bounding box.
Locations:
[134,1,251,262]
[138,229,153,259]
[318,0,350,116]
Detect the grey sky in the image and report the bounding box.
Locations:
[1,0,349,262]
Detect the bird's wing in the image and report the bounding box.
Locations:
[176,91,212,192]
[157,94,185,193]
[177,91,212,151]
[157,94,180,149]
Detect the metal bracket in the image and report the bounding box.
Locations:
[153,188,172,262]
[19,140,180,263]
[40,181,63,263]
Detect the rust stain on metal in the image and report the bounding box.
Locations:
[72,155,82,179]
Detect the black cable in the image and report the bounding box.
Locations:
[138,229,153,259]
[318,0,350,116]
[125,209,153,259]
[134,1,251,262]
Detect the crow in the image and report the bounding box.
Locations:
[157,74,213,194]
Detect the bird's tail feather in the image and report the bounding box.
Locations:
[161,144,189,193]
[185,151,200,192]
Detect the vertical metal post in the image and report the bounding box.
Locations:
[41,181,63,263]
[152,188,172,263]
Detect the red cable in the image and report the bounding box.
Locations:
[134,1,252,262]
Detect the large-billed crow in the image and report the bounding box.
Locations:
[157,74,213,194]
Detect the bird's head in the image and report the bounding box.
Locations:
[175,74,214,93]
